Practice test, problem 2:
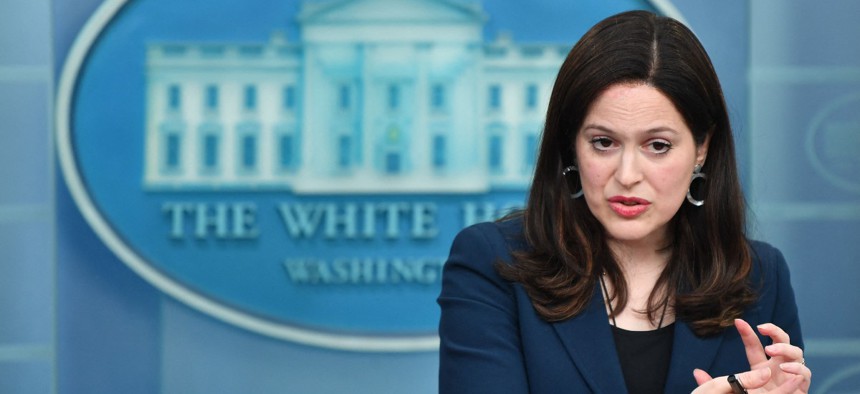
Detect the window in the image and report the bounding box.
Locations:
[431,84,445,111]
[279,134,294,169]
[525,84,538,110]
[275,124,299,171]
[200,45,225,57]
[238,45,263,57]
[244,85,257,111]
[203,134,219,169]
[489,135,503,171]
[241,134,257,169]
[339,84,351,110]
[388,84,400,111]
[167,85,181,111]
[432,135,446,168]
[488,84,502,110]
[165,134,181,169]
[160,122,185,173]
[385,152,400,174]
[205,85,219,111]
[525,134,538,167]
[388,84,401,111]
[283,85,296,110]
[338,135,351,168]
[163,45,187,56]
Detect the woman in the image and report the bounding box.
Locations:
[437,10,811,394]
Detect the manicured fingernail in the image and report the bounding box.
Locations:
[757,368,770,379]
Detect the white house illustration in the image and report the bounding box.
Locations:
[143,0,568,193]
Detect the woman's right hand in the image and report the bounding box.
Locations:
[690,319,810,393]
[691,367,803,393]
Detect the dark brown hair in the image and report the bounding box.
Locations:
[498,10,755,336]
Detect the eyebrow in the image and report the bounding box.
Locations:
[581,123,680,135]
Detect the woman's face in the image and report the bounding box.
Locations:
[575,83,709,249]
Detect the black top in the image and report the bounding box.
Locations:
[612,323,675,394]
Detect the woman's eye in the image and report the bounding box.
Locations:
[591,137,614,151]
[646,140,672,154]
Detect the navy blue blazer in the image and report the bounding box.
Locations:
[438,219,803,393]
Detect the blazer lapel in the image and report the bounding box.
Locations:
[663,321,725,393]
[551,285,628,393]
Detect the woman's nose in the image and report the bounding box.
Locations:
[614,150,643,187]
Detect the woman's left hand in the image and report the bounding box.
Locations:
[692,319,811,393]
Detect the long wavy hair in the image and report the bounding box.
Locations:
[498,10,755,336]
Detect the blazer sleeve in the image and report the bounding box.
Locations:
[753,241,805,350]
[437,223,529,394]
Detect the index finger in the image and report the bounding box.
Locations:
[735,319,768,367]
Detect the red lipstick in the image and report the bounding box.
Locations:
[608,196,650,218]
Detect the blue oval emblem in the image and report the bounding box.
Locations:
[57,0,674,351]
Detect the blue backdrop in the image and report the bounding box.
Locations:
[0,0,857,392]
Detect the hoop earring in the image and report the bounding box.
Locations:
[562,165,584,199]
[686,164,706,206]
